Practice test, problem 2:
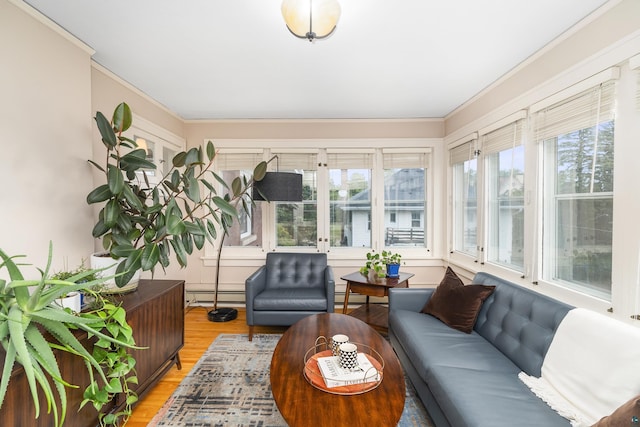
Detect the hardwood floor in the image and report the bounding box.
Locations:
[125,306,288,427]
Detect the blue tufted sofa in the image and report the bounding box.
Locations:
[245,252,335,341]
[388,272,574,427]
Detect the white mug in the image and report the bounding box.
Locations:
[338,342,359,370]
[330,334,349,356]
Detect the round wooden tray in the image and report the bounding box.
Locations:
[303,342,384,395]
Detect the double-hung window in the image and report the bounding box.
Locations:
[451,138,478,257]
[272,151,318,248]
[383,149,428,248]
[535,80,616,298]
[482,116,526,271]
[327,150,373,248]
[214,150,265,248]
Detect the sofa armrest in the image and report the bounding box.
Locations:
[389,288,434,313]
[324,266,335,313]
[245,265,267,324]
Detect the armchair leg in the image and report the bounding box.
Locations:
[248,325,254,341]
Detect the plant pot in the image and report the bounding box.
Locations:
[90,252,140,294]
[53,292,82,313]
[386,263,400,278]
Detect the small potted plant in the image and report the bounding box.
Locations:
[381,250,402,278]
[50,262,100,312]
[359,250,403,278]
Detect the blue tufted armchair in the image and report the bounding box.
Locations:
[245,252,335,340]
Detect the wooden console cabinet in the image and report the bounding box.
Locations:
[0,279,184,427]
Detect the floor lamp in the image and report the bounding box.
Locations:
[207,169,303,322]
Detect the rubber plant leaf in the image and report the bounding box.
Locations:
[95,111,117,149]
[112,102,132,133]
[212,196,238,218]
[253,161,268,181]
[206,141,215,161]
[86,184,112,204]
[107,164,125,196]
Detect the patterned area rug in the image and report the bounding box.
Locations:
[148,334,432,427]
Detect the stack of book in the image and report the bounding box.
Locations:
[316,353,380,388]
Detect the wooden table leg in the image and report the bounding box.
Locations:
[342,282,351,314]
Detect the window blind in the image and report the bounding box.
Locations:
[271,152,317,171]
[534,81,616,142]
[327,151,374,169]
[215,150,264,171]
[449,140,476,165]
[482,119,524,154]
[382,149,430,169]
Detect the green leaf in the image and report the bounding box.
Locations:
[87,184,112,204]
[253,161,268,181]
[193,234,205,250]
[166,214,186,235]
[158,242,170,268]
[185,176,201,203]
[231,177,243,197]
[141,244,159,271]
[120,149,155,172]
[213,196,238,218]
[169,239,188,267]
[184,147,200,166]
[201,179,217,195]
[206,219,218,241]
[184,221,205,235]
[8,306,40,417]
[110,244,136,258]
[122,183,144,211]
[211,171,229,189]
[95,111,117,148]
[206,141,215,161]
[103,200,120,227]
[172,151,186,168]
[107,164,125,195]
[112,102,132,133]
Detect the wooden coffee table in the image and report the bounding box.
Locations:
[341,271,414,331]
[270,313,405,427]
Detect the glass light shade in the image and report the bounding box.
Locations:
[281,0,341,41]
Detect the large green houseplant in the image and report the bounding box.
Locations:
[87,102,267,288]
[0,244,141,427]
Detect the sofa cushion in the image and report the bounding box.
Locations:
[422,267,495,333]
[473,272,572,376]
[253,288,328,311]
[427,366,571,427]
[592,395,640,427]
[389,309,521,385]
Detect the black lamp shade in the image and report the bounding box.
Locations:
[253,172,303,202]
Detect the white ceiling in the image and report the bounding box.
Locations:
[24,0,612,120]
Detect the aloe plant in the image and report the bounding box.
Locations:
[0,243,141,426]
[87,102,268,287]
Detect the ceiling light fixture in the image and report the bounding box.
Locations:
[281,0,341,42]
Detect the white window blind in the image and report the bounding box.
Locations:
[327,151,374,169]
[215,151,264,171]
[482,119,525,154]
[271,152,317,171]
[449,139,477,165]
[534,81,616,142]
[382,149,430,169]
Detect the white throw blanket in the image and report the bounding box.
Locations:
[519,308,640,426]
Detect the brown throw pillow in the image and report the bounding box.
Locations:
[591,395,640,427]
[422,267,495,334]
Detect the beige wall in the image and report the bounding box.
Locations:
[0,0,94,273]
